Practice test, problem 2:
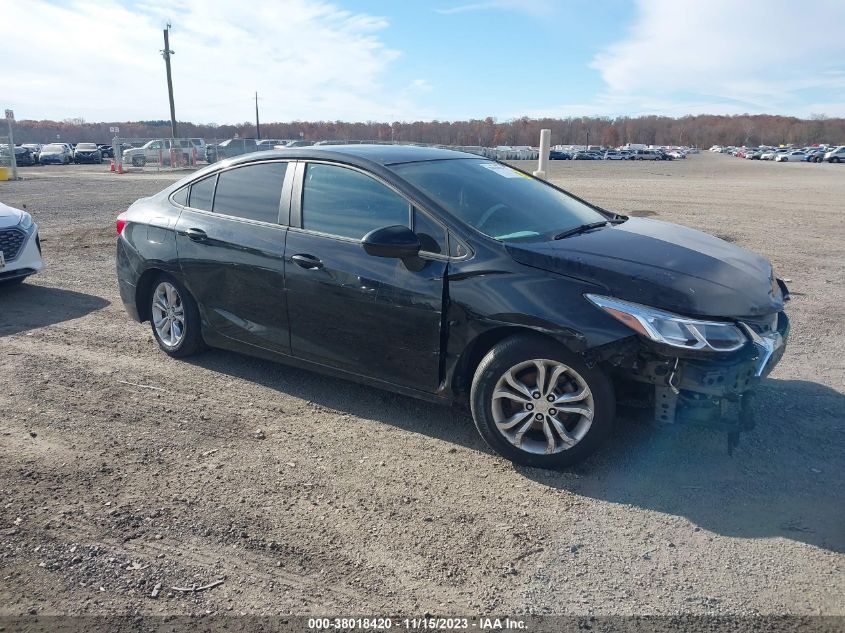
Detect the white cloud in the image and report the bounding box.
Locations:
[1,0,434,123]
[589,0,845,117]
[435,1,554,17]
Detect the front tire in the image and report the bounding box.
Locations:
[470,334,615,469]
[148,275,205,358]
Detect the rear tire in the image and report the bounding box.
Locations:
[470,334,615,469]
[832,157,840,163]
[148,274,205,358]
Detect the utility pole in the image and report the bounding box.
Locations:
[161,24,178,139]
[255,92,261,140]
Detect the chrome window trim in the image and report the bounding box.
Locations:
[168,159,294,228]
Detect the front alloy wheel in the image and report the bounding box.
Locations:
[470,334,615,468]
[491,359,594,455]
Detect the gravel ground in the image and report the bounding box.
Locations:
[0,153,843,618]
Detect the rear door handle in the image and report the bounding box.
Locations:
[185,228,208,242]
[291,254,324,270]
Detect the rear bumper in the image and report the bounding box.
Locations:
[116,238,141,321]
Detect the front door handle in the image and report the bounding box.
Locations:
[291,254,324,270]
[185,228,208,242]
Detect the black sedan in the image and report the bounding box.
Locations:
[115,145,789,468]
[73,143,103,164]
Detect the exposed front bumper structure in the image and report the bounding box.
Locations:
[609,311,789,433]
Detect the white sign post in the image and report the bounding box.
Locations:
[110,127,121,172]
[533,128,551,180]
[5,109,17,180]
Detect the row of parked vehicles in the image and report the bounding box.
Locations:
[549,147,695,161]
[7,142,117,166]
[710,144,845,163]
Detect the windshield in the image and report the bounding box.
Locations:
[42,144,64,153]
[392,159,606,241]
[76,143,97,150]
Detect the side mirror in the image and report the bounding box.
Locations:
[361,225,421,259]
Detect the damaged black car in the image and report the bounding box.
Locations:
[115,145,789,468]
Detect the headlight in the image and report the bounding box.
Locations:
[585,294,747,352]
[18,211,33,231]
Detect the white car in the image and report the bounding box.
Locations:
[775,150,806,162]
[603,150,627,160]
[823,146,845,163]
[760,149,783,160]
[0,201,43,286]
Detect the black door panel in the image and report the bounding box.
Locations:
[176,209,290,353]
[285,229,445,392]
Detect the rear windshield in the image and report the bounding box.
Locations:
[393,158,605,242]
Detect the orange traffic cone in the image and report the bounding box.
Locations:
[109,160,115,172]
[117,162,124,174]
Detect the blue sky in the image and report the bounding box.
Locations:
[3,0,844,123]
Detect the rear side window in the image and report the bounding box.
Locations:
[301,163,409,239]
[171,186,188,206]
[189,175,217,211]
[213,163,287,223]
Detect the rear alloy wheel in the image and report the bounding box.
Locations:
[470,335,614,468]
[831,157,840,163]
[149,275,204,357]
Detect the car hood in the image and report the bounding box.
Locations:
[0,201,24,228]
[505,217,785,319]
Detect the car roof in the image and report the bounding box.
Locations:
[228,144,480,167]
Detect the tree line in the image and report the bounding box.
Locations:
[13,114,845,147]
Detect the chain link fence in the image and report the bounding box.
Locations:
[109,137,508,173]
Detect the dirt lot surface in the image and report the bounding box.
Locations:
[1,154,843,617]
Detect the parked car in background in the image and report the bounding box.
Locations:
[7,146,37,166]
[73,143,103,164]
[775,150,806,162]
[603,150,627,160]
[38,143,73,164]
[631,149,661,160]
[99,144,114,158]
[549,150,571,160]
[744,149,763,160]
[123,139,193,167]
[803,149,825,162]
[668,150,686,159]
[823,146,845,163]
[572,151,599,160]
[0,201,43,286]
[256,139,286,151]
[21,144,42,163]
[206,138,258,163]
[189,138,206,160]
[115,145,789,468]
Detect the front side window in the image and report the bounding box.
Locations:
[393,159,605,242]
[189,174,216,212]
[213,162,287,223]
[413,208,446,255]
[301,163,409,240]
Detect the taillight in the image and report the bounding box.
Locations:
[116,212,128,235]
